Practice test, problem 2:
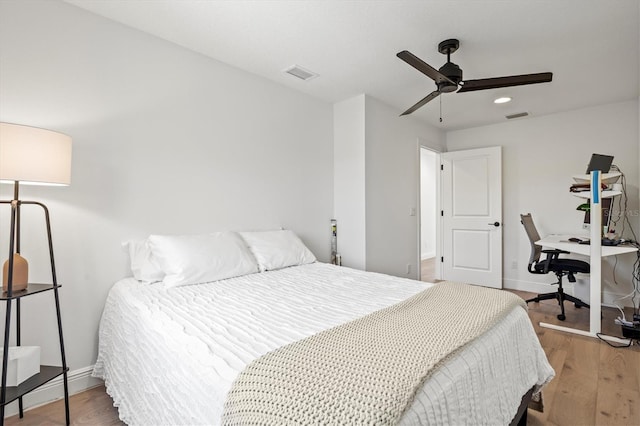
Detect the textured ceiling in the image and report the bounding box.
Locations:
[65,0,639,130]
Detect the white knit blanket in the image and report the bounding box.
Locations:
[222,281,527,425]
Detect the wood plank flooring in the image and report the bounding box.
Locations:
[420,257,437,282]
[4,385,122,425]
[5,289,640,425]
[513,289,640,426]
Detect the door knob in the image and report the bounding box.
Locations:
[488,222,501,227]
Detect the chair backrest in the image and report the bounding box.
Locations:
[520,213,542,269]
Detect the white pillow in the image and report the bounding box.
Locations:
[148,232,259,287]
[122,239,165,283]
[239,230,316,272]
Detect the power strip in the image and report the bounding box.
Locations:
[614,318,637,327]
[621,324,640,340]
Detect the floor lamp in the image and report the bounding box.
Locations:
[0,122,72,424]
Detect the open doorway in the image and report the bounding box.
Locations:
[420,147,439,282]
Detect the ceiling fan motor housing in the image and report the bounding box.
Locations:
[438,61,462,92]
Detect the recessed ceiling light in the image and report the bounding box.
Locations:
[494,97,512,104]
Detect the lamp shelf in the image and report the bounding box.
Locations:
[0,284,61,301]
[1,123,72,424]
[2,366,67,406]
[0,198,70,424]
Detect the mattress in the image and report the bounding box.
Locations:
[93,262,554,425]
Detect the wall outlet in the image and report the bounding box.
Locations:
[511,260,518,270]
[406,264,412,274]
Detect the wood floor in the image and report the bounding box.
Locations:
[420,256,437,282]
[5,290,640,425]
[4,385,122,425]
[513,289,640,426]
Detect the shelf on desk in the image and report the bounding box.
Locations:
[571,190,622,199]
[572,171,621,184]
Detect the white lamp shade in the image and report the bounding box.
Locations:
[0,122,72,186]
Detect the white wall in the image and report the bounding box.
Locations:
[333,95,444,278]
[363,96,445,278]
[420,148,438,259]
[0,0,333,406]
[447,100,639,305]
[333,95,366,270]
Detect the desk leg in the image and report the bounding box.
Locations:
[589,170,602,336]
[588,253,602,336]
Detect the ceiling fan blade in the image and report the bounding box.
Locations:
[457,72,552,93]
[397,50,455,85]
[400,91,441,116]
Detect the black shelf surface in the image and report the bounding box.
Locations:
[0,284,61,300]
[2,365,67,405]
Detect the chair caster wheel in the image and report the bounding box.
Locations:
[557,314,566,321]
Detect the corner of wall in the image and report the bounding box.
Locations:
[333,95,367,270]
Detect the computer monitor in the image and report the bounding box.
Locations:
[586,153,614,173]
[583,197,613,234]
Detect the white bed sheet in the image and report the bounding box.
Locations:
[93,263,553,425]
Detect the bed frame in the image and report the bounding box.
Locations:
[510,387,535,426]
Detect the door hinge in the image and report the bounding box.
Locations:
[440,256,444,263]
[440,164,443,171]
[441,210,444,216]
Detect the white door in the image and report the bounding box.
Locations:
[441,146,502,288]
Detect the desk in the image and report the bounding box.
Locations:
[535,234,638,343]
[537,235,638,257]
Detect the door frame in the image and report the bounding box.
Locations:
[417,140,442,282]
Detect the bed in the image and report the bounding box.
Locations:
[93,230,554,425]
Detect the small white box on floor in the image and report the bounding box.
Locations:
[0,346,40,386]
[572,277,590,304]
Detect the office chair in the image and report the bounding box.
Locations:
[520,213,590,321]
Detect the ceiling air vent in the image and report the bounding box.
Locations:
[505,112,529,120]
[283,65,318,81]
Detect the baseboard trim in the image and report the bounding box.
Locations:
[4,365,101,418]
[503,278,556,295]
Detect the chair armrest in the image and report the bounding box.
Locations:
[540,249,569,273]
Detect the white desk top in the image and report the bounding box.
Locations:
[536,234,638,257]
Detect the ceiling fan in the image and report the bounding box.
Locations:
[397,39,552,116]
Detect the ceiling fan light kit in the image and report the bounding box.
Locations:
[397,38,552,116]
